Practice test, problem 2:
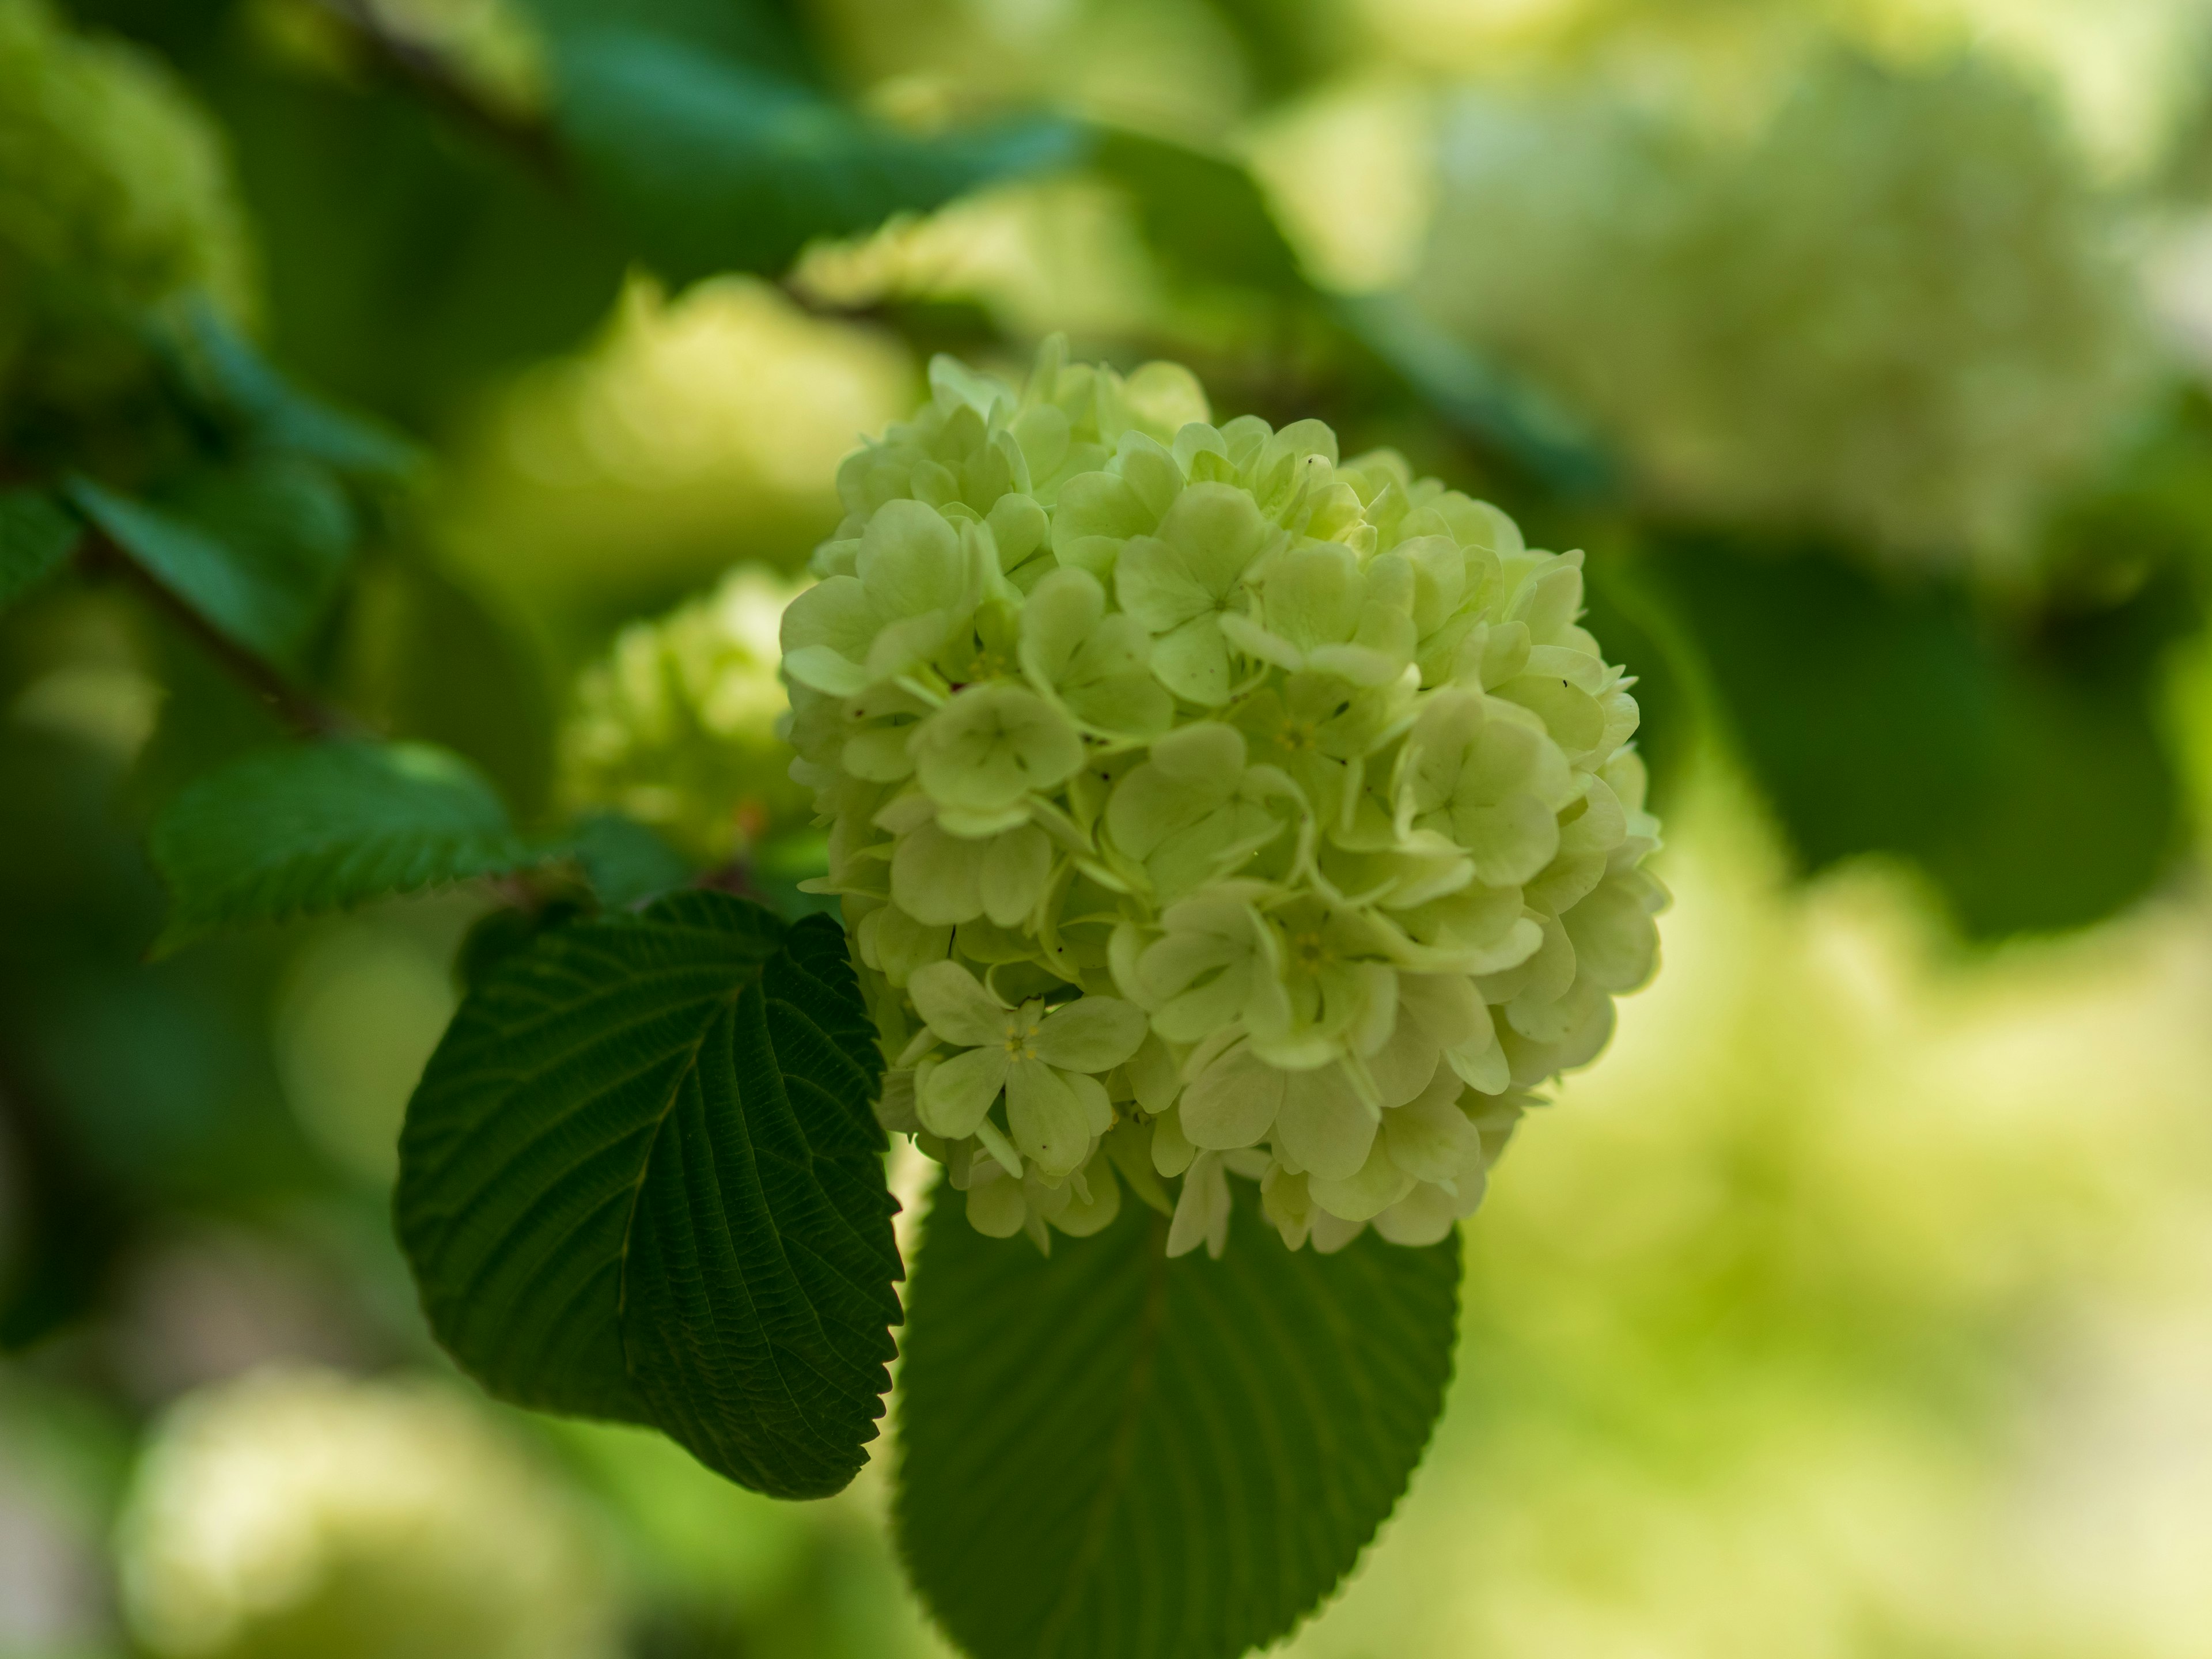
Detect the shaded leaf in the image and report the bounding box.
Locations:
[570,810,695,910]
[167,299,423,480]
[1649,532,2187,935]
[0,489,79,613]
[1093,128,1304,297]
[150,740,540,947]
[896,1180,1460,1659]
[396,895,900,1498]
[70,459,355,667]
[548,27,1084,282]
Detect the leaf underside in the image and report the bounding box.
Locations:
[895,1181,1462,1659]
[149,740,540,946]
[396,892,902,1499]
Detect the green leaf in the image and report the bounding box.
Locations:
[1335,293,1617,499]
[1649,532,2187,935]
[1092,128,1304,297]
[167,299,424,480]
[149,740,541,946]
[69,459,355,667]
[0,489,79,613]
[547,28,1085,282]
[570,810,696,909]
[895,1180,1461,1659]
[395,894,900,1499]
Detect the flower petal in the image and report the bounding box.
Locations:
[918,1045,1010,1139]
[1006,1058,1093,1180]
[1033,995,1149,1074]
[908,960,1010,1049]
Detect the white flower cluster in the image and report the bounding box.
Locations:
[782,340,1665,1256]
[1417,53,2149,578]
[561,563,813,865]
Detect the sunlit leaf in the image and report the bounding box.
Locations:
[896,1181,1460,1659]
[149,740,540,948]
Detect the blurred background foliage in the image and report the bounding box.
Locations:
[7,0,2212,1654]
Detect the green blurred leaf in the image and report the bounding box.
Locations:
[1336,294,1617,499]
[149,740,540,948]
[0,490,79,613]
[895,1181,1461,1659]
[339,555,558,820]
[1092,128,1304,297]
[396,895,900,1499]
[547,27,1085,282]
[70,459,355,667]
[166,299,425,480]
[1650,533,2186,935]
[570,810,696,909]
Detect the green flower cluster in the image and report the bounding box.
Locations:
[1418,53,2147,576]
[0,0,256,418]
[783,341,1665,1255]
[562,565,815,865]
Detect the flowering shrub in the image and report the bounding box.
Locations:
[782,340,1665,1256]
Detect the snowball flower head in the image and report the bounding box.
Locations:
[782,339,1665,1256]
[116,1368,616,1659]
[1416,53,2148,579]
[0,0,256,418]
[562,562,814,864]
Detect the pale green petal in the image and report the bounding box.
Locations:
[857,499,968,618]
[912,684,1084,813]
[1017,566,1104,689]
[1158,480,1270,592]
[966,1173,1028,1237]
[1063,1070,1116,1137]
[1371,1180,1463,1246]
[1050,1156,1121,1237]
[1006,1056,1092,1179]
[1179,1040,1285,1150]
[1115,535,1214,634]
[919,1046,1010,1139]
[978,823,1053,927]
[891,820,986,925]
[1151,1107,1196,1177]
[1382,1069,1484,1186]
[1274,1062,1375,1181]
[1307,1134,1416,1223]
[1052,471,1152,554]
[1563,873,1661,991]
[1165,1150,1231,1260]
[908,960,1012,1048]
[1032,995,1148,1074]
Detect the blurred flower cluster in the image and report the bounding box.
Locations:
[0,0,254,426]
[1418,52,2151,578]
[560,563,816,867]
[781,341,1664,1256]
[118,1368,616,1659]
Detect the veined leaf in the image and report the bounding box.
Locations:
[895,1181,1461,1659]
[0,489,79,613]
[150,740,540,947]
[396,894,900,1499]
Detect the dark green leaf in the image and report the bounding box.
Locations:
[570,810,695,909]
[548,28,1084,282]
[1650,532,2186,935]
[396,895,900,1499]
[70,459,355,667]
[149,740,540,947]
[0,490,79,613]
[1092,128,1304,297]
[895,1180,1461,1659]
[168,299,424,480]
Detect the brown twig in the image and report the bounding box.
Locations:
[82,533,362,741]
[308,0,568,181]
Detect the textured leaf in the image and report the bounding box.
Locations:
[396,894,900,1498]
[150,741,540,946]
[69,460,354,666]
[0,489,79,612]
[548,27,1084,281]
[895,1181,1461,1659]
